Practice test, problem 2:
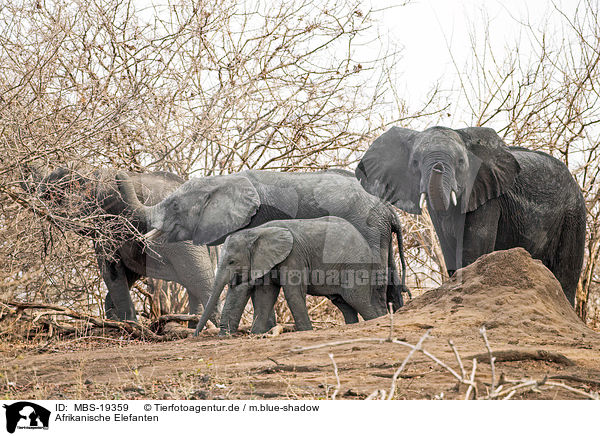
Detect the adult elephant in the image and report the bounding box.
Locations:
[355,126,586,305]
[115,169,409,330]
[23,167,216,323]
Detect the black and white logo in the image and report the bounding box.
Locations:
[3,402,50,433]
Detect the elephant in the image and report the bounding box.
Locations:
[23,166,216,323]
[115,168,409,330]
[355,126,586,305]
[210,217,387,334]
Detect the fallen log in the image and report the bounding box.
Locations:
[1,299,165,341]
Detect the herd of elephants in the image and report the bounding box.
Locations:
[25,126,587,336]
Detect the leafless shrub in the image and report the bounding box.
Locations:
[0,0,435,322]
[2,0,599,330]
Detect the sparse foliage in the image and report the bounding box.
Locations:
[0,0,415,320]
[1,0,600,333]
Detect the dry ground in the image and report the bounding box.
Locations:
[2,248,599,400]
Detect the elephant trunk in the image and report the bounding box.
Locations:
[219,282,251,335]
[193,267,230,336]
[115,172,157,231]
[424,162,457,212]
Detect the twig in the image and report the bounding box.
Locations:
[465,358,478,400]
[388,302,394,341]
[329,354,341,400]
[448,340,466,380]
[479,326,496,392]
[366,389,387,400]
[388,330,430,400]
[267,357,281,366]
[544,381,600,400]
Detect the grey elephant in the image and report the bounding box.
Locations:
[115,169,409,324]
[23,167,216,323]
[211,217,386,334]
[356,126,586,304]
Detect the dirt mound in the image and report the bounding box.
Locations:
[2,248,599,400]
[401,247,592,341]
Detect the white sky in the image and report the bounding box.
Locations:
[368,0,578,124]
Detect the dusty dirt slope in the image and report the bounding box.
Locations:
[2,248,599,400]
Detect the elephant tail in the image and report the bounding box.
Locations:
[389,204,411,302]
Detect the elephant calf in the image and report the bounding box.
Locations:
[197,217,388,335]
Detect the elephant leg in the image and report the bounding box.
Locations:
[462,202,500,267]
[173,245,217,327]
[328,295,359,324]
[282,284,312,331]
[363,224,393,313]
[148,242,217,328]
[547,211,586,306]
[342,286,386,321]
[97,254,138,321]
[250,283,280,334]
[104,294,117,320]
[386,240,404,310]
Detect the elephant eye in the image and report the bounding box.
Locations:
[458,157,465,165]
[411,159,419,168]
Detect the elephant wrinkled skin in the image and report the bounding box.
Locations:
[356,126,586,305]
[210,217,387,335]
[116,169,409,326]
[24,167,216,323]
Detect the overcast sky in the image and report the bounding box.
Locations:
[369,0,579,124]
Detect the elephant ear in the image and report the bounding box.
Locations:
[355,127,422,214]
[191,175,261,245]
[457,127,521,213]
[249,227,293,280]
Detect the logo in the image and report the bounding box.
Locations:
[3,402,50,433]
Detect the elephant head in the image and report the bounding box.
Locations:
[355,126,520,215]
[24,166,128,217]
[194,226,293,335]
[22,166,84,210]
[19,166,104,237]
[116,172,260,246]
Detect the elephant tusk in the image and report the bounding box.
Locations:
[144,228,162,241]
[419,192,427,209]
[451,190,458,207]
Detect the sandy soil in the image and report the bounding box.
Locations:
[2,248,599,400]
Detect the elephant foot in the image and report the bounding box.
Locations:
[105,308,138,322]
[218,328,234,336]
[105,308,120,321]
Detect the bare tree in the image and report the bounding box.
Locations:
[0,0,435,322]
[438,0,600,324]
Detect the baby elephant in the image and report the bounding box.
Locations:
[195,217,388,335]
